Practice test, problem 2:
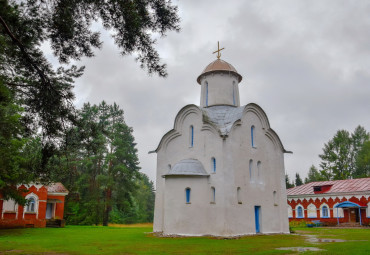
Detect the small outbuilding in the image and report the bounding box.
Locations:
[0,183,68,228]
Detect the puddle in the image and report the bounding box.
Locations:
[276,247,325,252]
[304,235,346,243]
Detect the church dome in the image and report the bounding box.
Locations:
[164,159,209,177]
[197,59,243,84]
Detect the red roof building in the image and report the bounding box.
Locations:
[287,178,370,226]
[0,183,68,228]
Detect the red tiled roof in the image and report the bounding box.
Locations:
[287,178,370,196]
[47,182,69,194]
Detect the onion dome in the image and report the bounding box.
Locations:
[197,59,243,84]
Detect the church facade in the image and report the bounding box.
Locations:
[152,55,290,236]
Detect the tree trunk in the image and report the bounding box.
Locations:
[103,188,112,226]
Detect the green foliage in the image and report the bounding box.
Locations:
[285,174,295,188]
[51,101,154,225]
[294,173,303,186]
[304,165,325,183]
[319,126,369,180]
[354,140,370,178]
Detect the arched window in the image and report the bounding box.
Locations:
[273,191,277,206]
[249,159,253,181]
[257,161,261,180]
[251,125,256,147]
[237,187,242,204]
[26,197,36,212]
[185,188,191,204]
[189,125,194,147]
[322,205,329,218]
[211,157,216,173]
[288,205,293,218]
[205,81,209,106]
[296,205,304,218]
[307,204,317,218]
[211,187,215,203]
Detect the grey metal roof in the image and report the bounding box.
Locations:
[202,106,244,135]
[164,159,209,177]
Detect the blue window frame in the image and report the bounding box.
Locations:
[251,126,255,147]
[212,157,216,173]
[190,125,194,147]
[185,188,191,203]
[297,206,303,218]
[322,206,329,218]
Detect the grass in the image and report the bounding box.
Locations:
[0,224,368,254]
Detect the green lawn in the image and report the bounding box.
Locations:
[0,225,369,254]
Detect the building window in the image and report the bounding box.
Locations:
[205,81,208,107]
[288,205,293,218]
[211,157,216,173]
[257,161,261,180]
[3,199,17,212]
[249,159,253,181]
[211,187,215,203]
[185,188,191,203]
[189,125,194,147]
[307,204,317,218]
[273,191,277,206]
[322,205,329,218]
[251,126,255,147]
[297,205,303,218]
[237,187,242,204]
[26,197,36,212]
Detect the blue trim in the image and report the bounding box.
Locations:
[212,158,216,173]
[251,126,255,147]
[334,201,363,208]
[255,206,261,233]
[190,126,194,147]
[186,188,191,203]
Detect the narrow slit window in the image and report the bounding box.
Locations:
[273,191,277,205]
[212,157,216,173]
[249,159,253,181]
[257,161,261,179]
[251,126,255,147]
[211,187,215,203]
[237,187,242,204]
[190,125,194,147]
[185,188,191,203]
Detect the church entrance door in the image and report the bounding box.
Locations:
[254,206,261,233]
[46,203,54,219]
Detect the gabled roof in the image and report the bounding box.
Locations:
[47,182,69,194]
[287,178,370,196]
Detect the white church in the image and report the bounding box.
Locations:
[152,46,290,236]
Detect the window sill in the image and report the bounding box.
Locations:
[25,212,36,214]
[274,203,278,206]
[252,146,257,149]
[210,202,216,204]
[186,202,191,204]
[238,202,242,204]
[3,211,16,213]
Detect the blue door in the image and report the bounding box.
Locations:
[254,206,261,233]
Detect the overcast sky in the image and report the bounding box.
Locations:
[66,0,370,184]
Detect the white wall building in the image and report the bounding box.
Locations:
[152,56,290,236]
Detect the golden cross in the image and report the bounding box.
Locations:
[213,41,225,59]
